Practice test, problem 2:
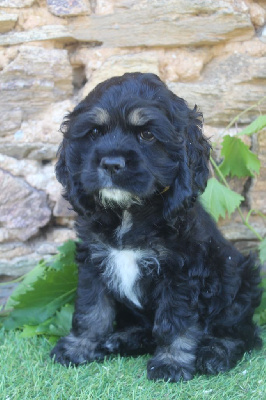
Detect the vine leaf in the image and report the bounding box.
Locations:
[20,304,74,338]
[219,135,260,178]
[5,262,47,309]
[39,303,74,337]
[200,177,244,222]
[238,115,266,136]
[3,241,78,331]
[6,240,76,310]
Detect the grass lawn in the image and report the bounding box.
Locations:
[0,327,265,400]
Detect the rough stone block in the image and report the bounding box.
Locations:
[0,154,61,203]
[0,109,22,136]
[0,46,72,119]
[0,170,51,242]
[46,0,91,17]
[70,0,253,47]
[248,2,266,27]
[219,214,266,242]
[0,25,75,46]
[80,52,159,98]
[0,1,253,47]
[159,49,211,82]
[0,12,18,33]
[0,0,35,7]
[168,53,266,125]
[0,100,73,160]
[0,226,76,276]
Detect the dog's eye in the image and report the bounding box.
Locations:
[139,131,155,142]
[90,128,100,136]
[88,128,102,139]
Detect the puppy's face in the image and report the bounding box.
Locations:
[61,99,181,205]
[56,73,210,217]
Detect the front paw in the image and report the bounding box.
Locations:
[50,334,106,366]
[147,359,194,382]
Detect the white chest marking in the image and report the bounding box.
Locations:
[115,211,132,241]
[104,249,143,308]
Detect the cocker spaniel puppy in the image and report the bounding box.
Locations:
[51,72,262,382]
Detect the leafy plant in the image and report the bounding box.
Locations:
[200,108,266,325]
[1,240,78,338]
[201,114,266,246]
[1,105,266,336]
[200,177,244,222]
[219,135,260,178]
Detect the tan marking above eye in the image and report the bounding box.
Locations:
[91,107,110,125]
[128,108,150,126]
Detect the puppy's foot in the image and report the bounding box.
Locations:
[100,332,130,354]
[50,333,106,366]
[147,359,194,382]
[196,337,244,375]
[101,328,155,356]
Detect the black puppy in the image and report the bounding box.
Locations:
[51,72,261,382]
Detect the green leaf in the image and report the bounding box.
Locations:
[5,261,47,309]
[37,304,74,337]
[3,241,78,330]
[5,241,77,310]
[200,178,244,222]
[50,240,76,271]
[238,115,266,136]
[20,325,39,338]
[219,135,260,178]
[259,238,266,264]
[20,304,74,338]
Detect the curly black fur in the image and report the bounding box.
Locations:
[51,72,262,382]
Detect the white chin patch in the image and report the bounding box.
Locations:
[99,189,141,208]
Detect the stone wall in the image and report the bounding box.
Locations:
[0,0,266,276]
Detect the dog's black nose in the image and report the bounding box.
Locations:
[100,156,126,174]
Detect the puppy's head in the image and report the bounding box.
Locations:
[56,73,210,218]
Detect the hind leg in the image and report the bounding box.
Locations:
[196,336,247,375]
[196,318,262,375]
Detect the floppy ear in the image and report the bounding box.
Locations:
[55,112,73,189]
[55,139,68,188]
[55,117,95,216]
[185,106,211,194]
[163,104,210,220]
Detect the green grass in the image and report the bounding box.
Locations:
[0,327,265,400]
